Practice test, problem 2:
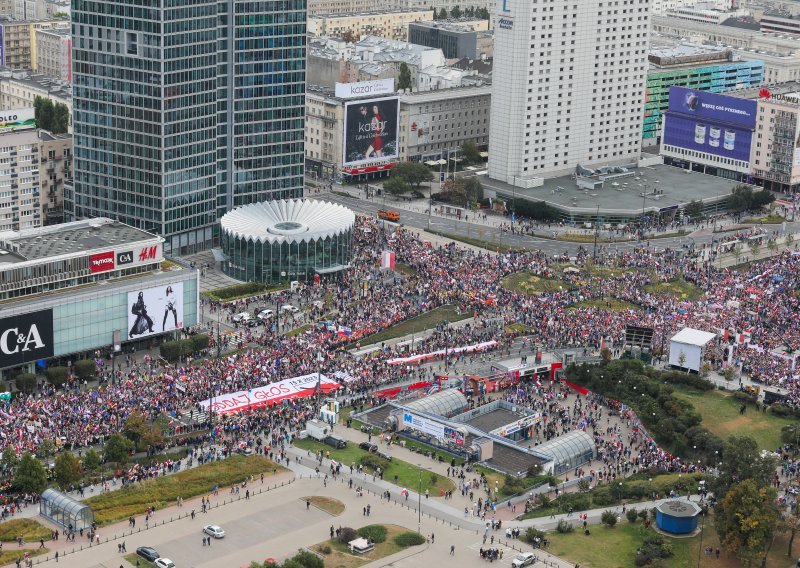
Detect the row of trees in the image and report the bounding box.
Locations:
[684,185,775,222]
[432,6,491,20]
[9,359,99,394]
[33,96,69,135]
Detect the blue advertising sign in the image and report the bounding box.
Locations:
[664,87,756,162]
[667,86,756,129]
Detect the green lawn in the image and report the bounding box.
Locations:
[567,298,642,311]
[124,552,156,567]
[548,514,790,568]
[394,263,417,276]
[502,272,570,296]
[0,548,49,566]
[355,304,470,347]
[426,230,513,253]
[504,323,530,335]
[743,214,785,224]
[0,518,53,542]
[673,388,794,451]
[294,438,455,495]
[644,278,705,301]
[84,455,285,526]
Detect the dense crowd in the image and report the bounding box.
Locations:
[0,214,797,468]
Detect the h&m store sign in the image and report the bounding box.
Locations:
[0,309,53,368]
[89,244,162,273]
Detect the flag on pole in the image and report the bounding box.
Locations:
[380,250,395,270]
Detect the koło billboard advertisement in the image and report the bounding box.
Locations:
[342,97,400,167]
[128,282,183,339]
[663,86,756,162]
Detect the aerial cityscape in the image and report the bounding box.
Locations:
[0,0,796,567]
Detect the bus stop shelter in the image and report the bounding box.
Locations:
[40,488,93,531]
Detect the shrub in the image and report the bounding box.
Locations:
[638,509,649,520]
[536,494,550,508]
[359,454,390,472]
[289,550,324,568]
[73,359,96,380]
[15,373,36,394]
[45,366,69,387]
[318,545,332,555]
[591,486,615,507]
[521,527,545,544]
[733,391,757,404]
[337,527,358,544]
[191,333,210,353]
[601,510,618,527]
[556,519,574,533]
[160,338,195,361]
[394,532,426,547]
[769,404,800,418]
[358,524,388,543]
[626,508,639,523]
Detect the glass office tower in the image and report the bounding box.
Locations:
[68,0,307,255]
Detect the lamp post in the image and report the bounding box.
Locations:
[696,508,706,568]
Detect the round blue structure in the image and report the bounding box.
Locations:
[655,500,701,534]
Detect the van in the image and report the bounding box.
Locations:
[324,434,347,449]
[377,210,400,222]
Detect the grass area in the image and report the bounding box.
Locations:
[0,549,48,565]
[201,281,287,302]
[131,448,189,468]
[504,323,530,335]
[312,524,420,568]
[547,514,790,568]
[85,455,285,526]
[673,388,794,451]
[355,304,470,347]
[394,263,417,276]
[286,323,312,337]
[295,438,455,495]
[567,298,642,311]
[744,214,785,224]
[426,230,513,253]
[124,552,156,567]
[306,496,346,515]
[644,278,705,301]
[0,518,52,542]
[503,271,569,295]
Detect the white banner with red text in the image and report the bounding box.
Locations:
[198,373,341,414]
[387,340,498,365]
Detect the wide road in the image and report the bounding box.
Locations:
[323,191,800,256]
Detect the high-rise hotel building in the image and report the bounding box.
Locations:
[67,0,307,254]
[488,0,650,185]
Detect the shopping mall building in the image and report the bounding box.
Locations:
[0,217,198,377]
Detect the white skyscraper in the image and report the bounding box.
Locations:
[488,0,651,185]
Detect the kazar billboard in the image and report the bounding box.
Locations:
[663,87,756,162]
[128,282,184,339]
[342,97,400,167]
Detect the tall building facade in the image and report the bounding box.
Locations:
[69,0,306,255]
[488,0,650,185]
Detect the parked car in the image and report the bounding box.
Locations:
[376,450,393,462]
[358,442,378,452]
[232,311,251,323]
[203,524,226,539]
[280,304,300,314]
[236,447,254,456]
[257,308,275,321]
[511,552,537,568]
[136,547,160,562]
[324,434,347,449]
[154,559,176,568]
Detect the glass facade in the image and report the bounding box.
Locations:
[68,0,307,255]
[222,229,352,283]
[536,430,596,475]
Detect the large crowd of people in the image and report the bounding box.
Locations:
[0,214,798,473]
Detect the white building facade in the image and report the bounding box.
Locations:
[488,0,651,186]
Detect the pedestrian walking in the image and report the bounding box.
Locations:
[450,544,455,556]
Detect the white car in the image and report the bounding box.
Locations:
[511,552,537,568]
[154,559,176,568]
[257,308,275,321]
[232,311,251,322]
[203,524,226,539]
[280,304,300,313]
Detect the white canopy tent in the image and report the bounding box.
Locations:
[668,328,717,373]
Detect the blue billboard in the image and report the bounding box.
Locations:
[664,86,756,162]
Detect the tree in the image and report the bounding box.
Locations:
[750,240,761,259]
[717,479,779,566]
[450,5,462,18]
[684,200,704,222]
[732,244,743,265]
[782,504,800,558]
[45,366,69,387]
[397,62,412,90]
[54,452,83,489]
[392,161,431,189]
[104,434,133,464]
[33,97,69,135]
[723,366,736,382]
[460,141,482,165]
[73,359,96,381]
[1,446,17,476]
[462,176,483,203]
[82,448,101,474]
[15,373,37,394]
[123,410,163,451]
[714,436,776,499]
[786,233,795,247]
[14,453,46,494]
[37,440,56,459]
[341,30,359,43]
[677,351,687,370]
[383,176,411,195]
[52,102,69,134]
[476,7,490,19]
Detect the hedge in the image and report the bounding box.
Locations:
[358,524,388,543]
[203,282,286,301]
[160,335,209,361]
[394,532,426,547]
